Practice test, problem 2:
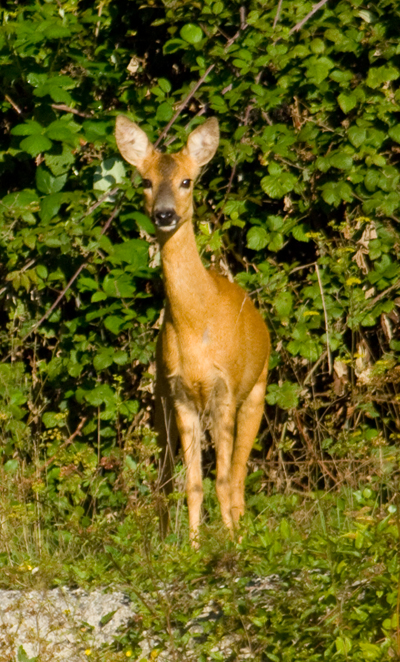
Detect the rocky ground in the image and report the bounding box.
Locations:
[0,588,134,661]
[0,576,279,661]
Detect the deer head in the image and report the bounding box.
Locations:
[115,116,219,233]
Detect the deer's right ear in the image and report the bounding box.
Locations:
[115,116,152,170]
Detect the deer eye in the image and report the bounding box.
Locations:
[180,179,191,189]
[142,179,152,189]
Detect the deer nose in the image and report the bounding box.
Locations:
[153,208,180,229]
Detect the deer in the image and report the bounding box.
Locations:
[115,115,270,545]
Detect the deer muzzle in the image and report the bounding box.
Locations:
[153,208,180,231]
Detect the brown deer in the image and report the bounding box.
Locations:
[115,116,270,544]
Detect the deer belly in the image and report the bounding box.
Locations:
[168,341,228,412]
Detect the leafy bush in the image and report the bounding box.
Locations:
[1,0,400,538]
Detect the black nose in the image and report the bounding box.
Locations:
[154,209,179,228]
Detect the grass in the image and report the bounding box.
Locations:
[1,458,399,661]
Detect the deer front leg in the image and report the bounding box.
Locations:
[172,397,202,544]
[210,379,237,533]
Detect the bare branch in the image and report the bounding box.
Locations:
[316,263,332,375]
[290,0,330,34]
[39,416,88,472]
[366,278,400,309]
[5,94,22,114]
[273,0,284,29]
[51,103,93,119]
[2,201,122,362]
[154,16,248,147]
[154,64,215,148]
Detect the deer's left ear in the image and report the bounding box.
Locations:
[186,118,219,167]
[115,116,152,171]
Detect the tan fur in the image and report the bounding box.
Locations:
[115,116,270,544]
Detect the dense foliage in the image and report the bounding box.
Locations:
[1,0,400,515]
[1,0,400,659]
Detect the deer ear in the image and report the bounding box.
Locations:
[115,116,152,170]
[186,118,219,167]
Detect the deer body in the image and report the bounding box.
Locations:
[116,116,270,542]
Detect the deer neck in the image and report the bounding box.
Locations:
[159,219,215,332]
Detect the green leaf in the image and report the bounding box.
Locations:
[266,382,301,410]
[20,134,53,156]
[36,265,48,280]
[320,181,353,206]
[4,460,19,475]
[335,636,352,655]
[163,38,186,54]
[247,227,268,250]
[131,211,155,234]
[292,224,310,242]
[83,384,116,407]
[158,78,172,93]
[156,102,174,122]
[268,232,284,252]
[329,153,353,170]
[389,125,400,144]
[366,64,399,89]
[40,193,64,223]
[310,38,325,54]
[348,126,366,147]
[36,168,67,195]
[43,412,65,429]
[364,170,380,192]
[94,351,114,371]
[180,24,203,44]
[82,120,110,142]
[100,610,117,626]
[113,350,128,365]
[45,145,75,176]
[338,92,357,113]
[103,273,136,298]
[261,172,296,199]
[274,291,293,318]
[110,239,149,268]
[104,315,125,335]
[11,120,43,136]
[17,645,32,662]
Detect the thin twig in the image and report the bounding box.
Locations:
[304,350,328,385]
[105,550,159,618]
[95,1,104,40]
[366,278,400,308]
[154,64,215,148]
[18,262,88,348]
[289,261,316,275]
[294,411,337,483]
[39,416,88,472]
[5,94,22,114]
[289,0,330,33]
[273,0,284,29]
[51,104,93,119]
[154,14,248,147]
[84,186,121,218]
[2,201,122,363]
[315,263,332,374]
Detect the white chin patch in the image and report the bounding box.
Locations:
[157,221,178,232]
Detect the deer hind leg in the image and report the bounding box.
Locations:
[154,386,178,538]
[210,378,237,533]
[230,365,268,527]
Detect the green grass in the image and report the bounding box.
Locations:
[2,469,398,661]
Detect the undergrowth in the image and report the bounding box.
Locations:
[2,455,399,661]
